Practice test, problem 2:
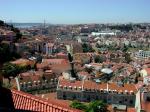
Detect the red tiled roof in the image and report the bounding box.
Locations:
[135,82,144,90]
[11,89,81,112]
[19,71,43,83]
[56,52,67,56]
[141,101,150,112]
[78,71,90,77]
[43,59,69,65]
[37,93,71,108]
[60,79,82,88]
[59,79,138,94]
[127,108,136,112]
[51,64,71,74]
[36,62,50,69]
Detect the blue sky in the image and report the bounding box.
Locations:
[0,0,150,24]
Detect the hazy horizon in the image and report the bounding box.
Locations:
[7,22,150,25]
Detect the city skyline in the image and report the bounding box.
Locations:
[0,0,150,24]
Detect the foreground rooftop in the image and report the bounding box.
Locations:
[0,87,81,112]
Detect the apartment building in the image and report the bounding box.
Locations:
[18,71,58,94]
[57,79,140,110]
[134,50,150,59]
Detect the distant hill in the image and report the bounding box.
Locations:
[8,23,43,28]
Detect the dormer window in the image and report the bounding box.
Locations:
[59,85,62,88]
[108,90,111,93]
[64,86,67,89]
[69,86,72,90]
[100,89,104,93]
[74,86,77,90]
[78,87,82,90]
[125,90,128,94]
[130,91,134,95]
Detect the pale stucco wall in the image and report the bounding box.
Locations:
[140,69,148,77]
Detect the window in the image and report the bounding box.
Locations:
[130,100,133,104]
[107,96,112,102]
[73,95,76,100]
[146,97,150,101]
[125,99,127,102]
[87,96,91,101]
[119,101,122,104]
[96,96,99,99]
[63,92,66,99]
[104,99,107,103]
[63,94,66,100]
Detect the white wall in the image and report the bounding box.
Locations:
[135,91,141,112]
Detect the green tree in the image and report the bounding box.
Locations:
[1,63,19,83]
[87,100,108,112]
[68,53,73,62]
[82,43,94,53]
[15,32,22,41]
[122,44,128,52]
[94,55,105,63]
[124,53,132,64]
[70,100,87,111]
[1,63,27,83]
[70,100,109,112]
[10,27,22,42]
[0,20,4,26]
[0,43,21,63]
[68,53,76,78]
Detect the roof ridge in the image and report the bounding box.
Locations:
[11,89,81,112]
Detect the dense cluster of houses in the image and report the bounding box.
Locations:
[1,23,150,112]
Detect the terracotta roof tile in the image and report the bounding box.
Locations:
[141,101,150,112]
[60,79,82,88]
[78,71,90,77]
[36,62,50,69]
[43,59,69,65]
[59,79,138,94]
[10,89,81,112]
[127,108,136,112]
